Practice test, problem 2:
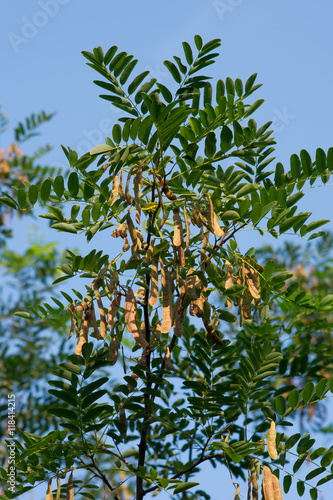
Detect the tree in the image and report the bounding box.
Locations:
[1,35,333,500]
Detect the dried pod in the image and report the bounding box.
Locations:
[173,208,183,247]
[122,237,130,252]
[271,474,283,500]
[135,286,146,301]
[208,196,224,237]
[134,163,143,224]
[144,238,155,265]
[186,268,201,301]
[267,420,278,460]
[190,295,204,318]
[119,403,127,431]
[178,245,185,267]
[148,256,159,306]
[250,459,259,500]
[125,171,134,204]
[66,472,74,500]
[90,304,100,340]
[45,479,53,500]
[110,174,119,205]
[262,466,274,500]
[112,222,127,239]
[184,202,190,250]
[234,485,240,500]
[164,346,173,370]
[161,260,173,334]
[77,299,89,314]
[107,293,121,329]
[109,335,119,365]
[125,288,148,347]
[75,312,91,355]
[203,319,224,346]
[174,295,186,337]
[94,283,107,338]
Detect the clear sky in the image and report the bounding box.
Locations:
[2,1,333,499]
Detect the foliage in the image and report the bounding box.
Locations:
[0,110,69,487]
[1,36,333,500]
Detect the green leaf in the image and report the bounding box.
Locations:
[163,60,182,84]
[54,175,64,198]
[221,210,240,220]
[283,474,292,493]
[304,219,330,234]
[28,184,39,205]
[182,41,193,65]
[51,223,77,234]
[150,468,157,481]
[296,481,305,496]
[120,59,138,85]
[41,178,52,201]
[288,389,300,410]
[128,71,150,95]
[300,149,312,176]
[14,311,33,320]
[275,395,286,415]
[173,482,200,494]
[90,144,115,155]
[68,172,79,197]
[245,73,258,94]
[17,188,26,208]
[302,382,314,403]
[219,309,237,323]
[112,124,122,144]
[48,408,77,420]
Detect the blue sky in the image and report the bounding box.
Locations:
[2,1,333,499]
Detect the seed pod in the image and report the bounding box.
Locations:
[190,294,204,318]
[94,283,107,338]
[134,163,143,224]
[161,260,173,334]
[109,335,119,365]
[66,472,74,500]
[90,303,100,340]
[110,174,119,205]
[157,173,177,201]
[148,256,159,306]
[75,312,91,355]
[203,319,224,346]
[119,403,127,431]
[56,478,61,500]
[173,208,183,247]
[144,238,155,265]
[208,196,224,237]
[271,474,283,500]
[164,346,173,370]
[234,485,240,500]
[125,288,148,347]
[107,293,121,329]
[174,295,186,338]
[250,459,259,500]
[186,268,200,301]
[112,222,127,239]
[244,264,261,302]
[45,479,53,500]
[122,237,130,252]
[184,202,190,250]
[125,172,134,204]
[107,272,119,294]
[267,420,278,460]
[135,286,146,301]
[77,299,89,314]
[178,246,185,267]
[262,466,274,500]
[68,303,75,340]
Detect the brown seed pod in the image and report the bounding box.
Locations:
[107,293,121,329]
[174,295,186,337]
[77,299,89,314]
[75,312,91,355]
[110,174,119,205]
[164,346,173,370]
[234,485,240,500]
[178,245,185,267]
[144,238,155,265]
[112,223,127,239]
[203,319,224,346]
[45,479,53,500]
[208,196,224,237]
[262,466,274,500]
[148,256,159,307]
[119,403,127,431]
[66,472,74,500]
[267,420,278,460]
[125,288,148,347]
[90,303,100,340]
[125,171,134,204]
[271,474,283,500]
[122,237,130,252]
[250,459,259,500]
[184,202,190,250]
[186,268,201,301]
[161,260,173,334]
[135,286,146,301]
[134,163,143,224]
[93,283,107,338]
[173,208,183,247]
[108,335,119,365]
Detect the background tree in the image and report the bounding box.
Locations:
[1,36,333,500]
